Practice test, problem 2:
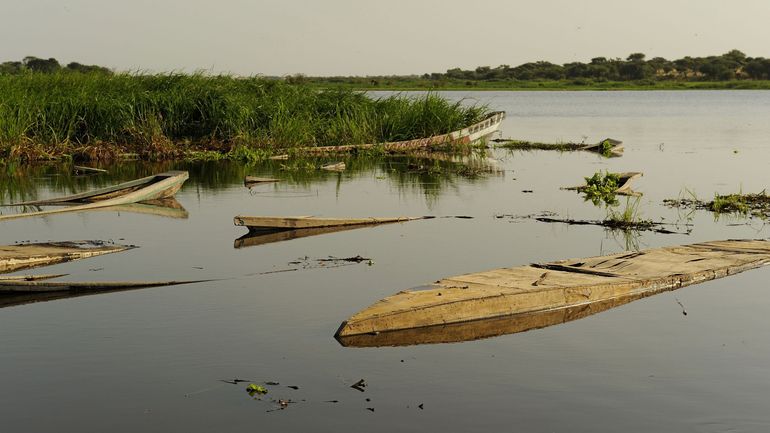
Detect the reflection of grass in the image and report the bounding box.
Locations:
[0,154,495,205]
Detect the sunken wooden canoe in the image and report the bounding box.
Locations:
[234,215,423,231]
[336,240,770,341]
[0,241,134,273]
[235,224,392,248]
[295,111,505,155]
[0,279,207,293]
[0,171,188,221]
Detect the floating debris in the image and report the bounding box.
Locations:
[350,379,367,392]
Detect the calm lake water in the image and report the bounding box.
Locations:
[1,91,770,433]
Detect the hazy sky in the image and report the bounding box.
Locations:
[3,0,770,76]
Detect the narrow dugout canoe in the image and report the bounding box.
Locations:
[335,240,770,342]
[234,215,423,231]
[0,279,206,293]
[0,241,133,273]
[235,224,386,248]
[296,111,505,155]
[0,171,188,221]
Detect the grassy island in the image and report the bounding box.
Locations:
[0,73,488,162]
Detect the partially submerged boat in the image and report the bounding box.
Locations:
[0,241,133,273]
[336,240,770,345]
[0,279,205,293]
[294,111,505,155]
[0,171,189,221]
[234,215,423,231]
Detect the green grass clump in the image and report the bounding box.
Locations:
[0,73,490,161]
[582,171,621,206]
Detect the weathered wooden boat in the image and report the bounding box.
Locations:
[0,171,189,221]
[335,240,770,343]
[337,294,646,347]
[0,279,206,293]
[0,278,209,309]
[0,241,133,273]
[234,224,385,248]
[234,215,423,231]
[292,111,505,156]
[564,172,643,197]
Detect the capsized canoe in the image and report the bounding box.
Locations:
[0,241,134,273]
[296,111,505,155]
[335,240,770,342]
[234,215,423,231]
[0,171,189,221]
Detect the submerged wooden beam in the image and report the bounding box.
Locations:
[0,241,134,274]
[336,240,770,345]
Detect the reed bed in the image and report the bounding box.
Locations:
[0,73,489,161]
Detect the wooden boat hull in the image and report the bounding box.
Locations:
[0,241,134,273]
[297,111,505,155]
[234,215,423,230]
[0,171,188,221]
[336,240,770,341]
[0,279,205,293]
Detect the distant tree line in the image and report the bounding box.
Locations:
[0,56,112,75]
[424,50,770,82]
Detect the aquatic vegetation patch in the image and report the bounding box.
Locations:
[664,190,770,220]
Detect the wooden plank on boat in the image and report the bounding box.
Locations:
[234,215,423,230]
[0,274,68,281]
[0,171,188,221]
[335,239,770,344]
[296,111,505,155]
[0,241,134,274]
[0,279,207,293]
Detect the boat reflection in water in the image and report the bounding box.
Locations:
[335,292,645,347]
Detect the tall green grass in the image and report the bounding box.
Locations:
[0,72,489,161]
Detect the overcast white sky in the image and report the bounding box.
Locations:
[3,0,769,76]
